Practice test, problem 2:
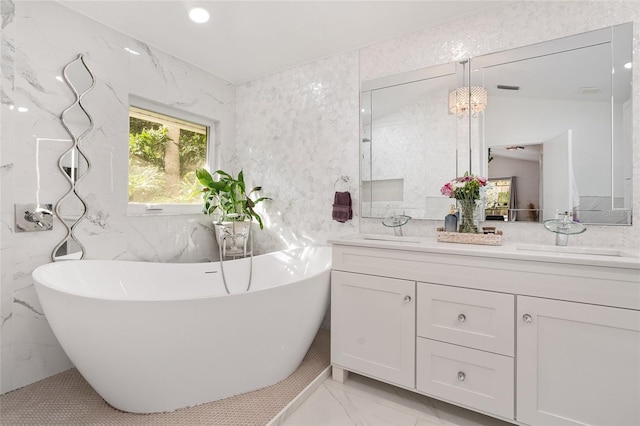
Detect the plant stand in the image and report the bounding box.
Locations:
[214,220,252,259]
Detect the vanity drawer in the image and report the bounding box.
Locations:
[417,283,514,356]
[416,338,514,420]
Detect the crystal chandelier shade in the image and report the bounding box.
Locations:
[448,86,488,118]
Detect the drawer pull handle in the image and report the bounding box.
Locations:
[403,295,412,303]
[457,314,466,322]
[457,371,466,382]
[523,314,533,323]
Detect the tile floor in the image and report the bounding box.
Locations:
[283,373,513,426]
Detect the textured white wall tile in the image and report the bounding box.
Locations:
[11,285,72,390]
[234,51,360,254]
[0,0,233,393]
[1,0,17,394]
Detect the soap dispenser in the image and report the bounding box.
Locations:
[445,204,458,232]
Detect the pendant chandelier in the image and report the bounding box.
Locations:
[448,60,488,118]
[448,86,488,118]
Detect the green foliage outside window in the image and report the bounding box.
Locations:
[128,116,207,204]
[129,126,169,170]
[178,130,207,177]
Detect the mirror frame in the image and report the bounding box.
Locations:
[360,61,467,220]
[53,53,95,261]
[360,23,633,226]
[471,22,633,225]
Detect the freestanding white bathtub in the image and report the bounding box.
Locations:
[32,246,331,413]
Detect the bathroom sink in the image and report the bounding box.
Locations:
[515,244,632,257]
[360,235,422,244]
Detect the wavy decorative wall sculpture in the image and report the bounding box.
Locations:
[53,54,95,261]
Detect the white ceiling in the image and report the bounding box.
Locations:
[57,0,503,84]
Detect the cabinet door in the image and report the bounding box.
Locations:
[517,296,640,426]
[331,271,415,388]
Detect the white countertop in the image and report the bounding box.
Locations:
[329,234,640,270]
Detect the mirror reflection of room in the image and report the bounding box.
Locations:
[361,63,459,220]
[475,23,632,225]
[486,146,540,222]
[360,23,632,226]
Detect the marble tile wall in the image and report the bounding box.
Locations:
[0,0,234,393]
[232,52,360,254]
[1,0,17,395]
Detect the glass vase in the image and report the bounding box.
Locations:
[458,199,478,233]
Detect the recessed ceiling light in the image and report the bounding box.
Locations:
[623,62,632,69]
[17,107,29,112]
[124,47,140,55]
[189,7,210,24]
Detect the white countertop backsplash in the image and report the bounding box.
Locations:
[330,233,640,270]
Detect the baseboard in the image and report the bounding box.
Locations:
[266,365,331,426]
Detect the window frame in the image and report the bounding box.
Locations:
[126,95,216,216]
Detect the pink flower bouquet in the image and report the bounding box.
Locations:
[441,172,487,201]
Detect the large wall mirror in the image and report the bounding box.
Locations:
[360,23,633,225]
[360,62,469,220]
[472,22,633,225]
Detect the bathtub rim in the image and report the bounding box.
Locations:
[32,245,332,302]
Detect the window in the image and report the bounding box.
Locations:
[127,100,214,215]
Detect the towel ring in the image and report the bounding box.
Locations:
[334,175,350,191]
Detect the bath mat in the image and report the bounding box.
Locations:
[0,329,329,425]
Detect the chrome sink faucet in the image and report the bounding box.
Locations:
[382,213,411,236]
[555,211,574,246]
[544,211,586,246]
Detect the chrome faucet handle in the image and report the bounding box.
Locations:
[382,214,411,228]
[15,204,54,232]
[382,214,411,236]
[544,212,586,246]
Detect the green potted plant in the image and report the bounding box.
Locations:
[195,168,269,256]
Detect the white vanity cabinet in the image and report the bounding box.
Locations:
[330,239,640,426]
[517,296,640,426]
[330,271,415,388]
